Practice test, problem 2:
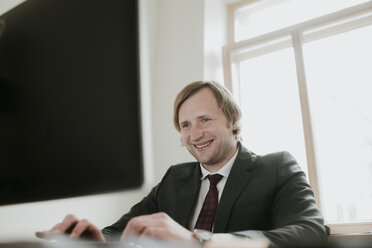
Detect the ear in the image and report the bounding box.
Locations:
[231,114,239,130]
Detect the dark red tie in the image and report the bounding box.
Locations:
[194,174,223,231]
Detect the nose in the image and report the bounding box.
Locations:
[190,124,204,141]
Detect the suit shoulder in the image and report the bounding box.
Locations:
[255,151,302,174]
[166,162,199,179]
[255,151,296,164]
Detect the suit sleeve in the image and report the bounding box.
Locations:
[101,166,173,241]
[232,152,328,247]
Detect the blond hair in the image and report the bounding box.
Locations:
[173,81,241,140]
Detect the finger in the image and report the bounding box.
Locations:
[121,218,145,240]
[50,214,79,234]
[35,227,64,241]
[121,215,157,240]
[35,214,79,240]
[35,231,47,239]
[135,227,157,244]
[121,213,171,241]
[85,224,106,241]
[69,219,105,242]
[70,219,90,238]
[135,213,194,243]
[141,226,162,239]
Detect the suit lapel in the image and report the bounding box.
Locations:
[174,163,201,228]
[213,144,254,232]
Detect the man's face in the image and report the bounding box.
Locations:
[178,87,238,172]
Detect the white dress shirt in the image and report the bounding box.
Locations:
[189,148,239,230]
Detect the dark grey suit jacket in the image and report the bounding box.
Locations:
[102,143,328,247]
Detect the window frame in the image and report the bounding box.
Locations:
[222,0,372,234]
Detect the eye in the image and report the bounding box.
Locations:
[202,118,211,123]
[181,122,190,129]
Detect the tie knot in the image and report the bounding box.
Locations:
[207,174,223,186]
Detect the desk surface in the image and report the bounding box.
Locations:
[0,239,198,248]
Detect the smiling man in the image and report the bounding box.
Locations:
[37,81,328,247]
[177,86,239,173]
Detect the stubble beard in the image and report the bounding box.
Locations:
[187,138,236,168]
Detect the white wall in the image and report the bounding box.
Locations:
[151,0,205,182]
[151,0,228,182]
[0,0,227,242]
[204,0,228,82]
[0,0,25,14]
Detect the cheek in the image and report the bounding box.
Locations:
[214,127,232,141]
[207,125,224,136]
[180,132,189,145]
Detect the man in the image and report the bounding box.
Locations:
[36,81,328,247]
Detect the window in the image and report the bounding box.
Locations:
[223,0,372,234]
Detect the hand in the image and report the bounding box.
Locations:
[121,212,198,244]
[35,214,105,242]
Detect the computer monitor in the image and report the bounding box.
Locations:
[0,19,5,37]
[0,0,143,205]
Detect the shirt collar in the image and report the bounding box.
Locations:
[199,147,239,180]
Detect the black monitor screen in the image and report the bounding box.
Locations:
[0,0,143,205]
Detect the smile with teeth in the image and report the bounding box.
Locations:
[194,140,213,149]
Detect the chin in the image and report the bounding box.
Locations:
[191,153,209,164]
[188,146,216,162]
[195,154,214,164]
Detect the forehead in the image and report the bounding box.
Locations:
[178,87,222,121]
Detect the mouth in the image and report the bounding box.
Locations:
[193,140,214,150]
